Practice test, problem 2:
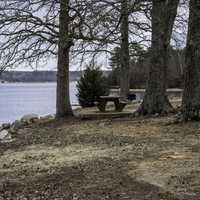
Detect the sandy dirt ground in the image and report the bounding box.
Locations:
[0,113,200,199]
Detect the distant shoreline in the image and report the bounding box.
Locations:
[0,71,81,83]
[0,70,110,83]
[0,81,76,84]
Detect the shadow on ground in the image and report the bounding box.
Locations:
[0,116,200,199]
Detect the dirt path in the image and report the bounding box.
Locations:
[0,116,200,199]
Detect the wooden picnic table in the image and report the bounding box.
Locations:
[96,96,128,112]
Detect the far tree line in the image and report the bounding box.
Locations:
[0,0,199,121]
[108,46,185,89]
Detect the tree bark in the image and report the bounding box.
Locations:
[138,0,179,115]
[120,0,130,100]
[182,0,200,121]
[56,0,73,118]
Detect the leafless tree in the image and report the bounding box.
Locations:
[138,0,180,115]
[119,0,130,99]
[0,0,122,117]
[56,0,73,117]
[182,0,200,121]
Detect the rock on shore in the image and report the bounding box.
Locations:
[0,129,14,143]
[0,114,54,144]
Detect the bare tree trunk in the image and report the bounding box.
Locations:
[120,0,130,100]
[182,0,200,121]
[138,0,179,115]
[56,0,73,118]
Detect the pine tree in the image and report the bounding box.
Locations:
[77,66,109,107]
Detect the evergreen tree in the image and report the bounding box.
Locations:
[77,65,109,108]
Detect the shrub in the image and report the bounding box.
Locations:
[76,66,109,107]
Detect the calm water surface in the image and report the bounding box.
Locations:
[0,82,78,124]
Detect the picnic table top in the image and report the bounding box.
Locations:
[99,96,129,104]
[99,96,121,99]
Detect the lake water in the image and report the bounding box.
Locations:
[0,82,78,124]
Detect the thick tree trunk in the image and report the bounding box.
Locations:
[138,0,179,115]
[56,0,73,118]
[120,0,130,99]
[182,1,200,121]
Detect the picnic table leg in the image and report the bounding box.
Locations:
[97,100,107,112]
[114,99,126,112]
[114,99,120,111]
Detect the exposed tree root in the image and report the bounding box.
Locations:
[182,107,200,121]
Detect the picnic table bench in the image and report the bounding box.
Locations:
[96,96,128,112]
